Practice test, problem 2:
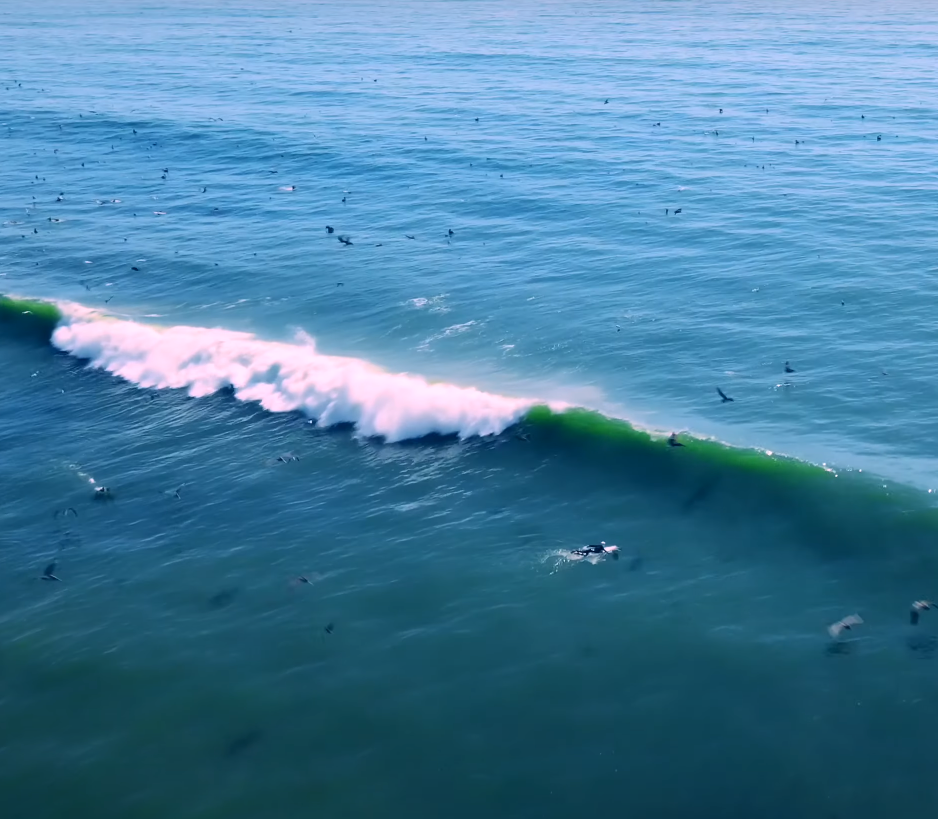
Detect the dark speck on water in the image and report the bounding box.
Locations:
[825,641,853,657]
[208,588,239,608]
[224,729,264,758]
[683,479,721,512]
[907,634,938,657]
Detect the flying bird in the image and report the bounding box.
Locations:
[716,387,734,403]
[337,235,353,246]
[41,560,61,581]
[828,614,863,639]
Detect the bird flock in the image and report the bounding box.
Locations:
[6,79,915,669]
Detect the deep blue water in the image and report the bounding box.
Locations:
[2,2,938,817]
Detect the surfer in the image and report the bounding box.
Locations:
[571,542,620,560]
[93,486,113,500]
[668,433,685,448]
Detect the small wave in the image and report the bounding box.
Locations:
[417,320,480,351]
[442,321,477,336]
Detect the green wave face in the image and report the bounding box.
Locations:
[524,404,825,483]
[0,296,62,343]
[522,405,938,568]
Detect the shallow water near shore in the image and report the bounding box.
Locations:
[2,1,938,817]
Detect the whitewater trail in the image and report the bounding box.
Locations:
[51,303,542,442]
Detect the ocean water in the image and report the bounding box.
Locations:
[2,1,938,816]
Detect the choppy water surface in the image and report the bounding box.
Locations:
[2,2,938,817]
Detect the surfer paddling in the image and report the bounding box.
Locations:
[571,541,620,561]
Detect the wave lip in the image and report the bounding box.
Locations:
[50,305,537,442]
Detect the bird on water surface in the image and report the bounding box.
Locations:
[41,560,61,581]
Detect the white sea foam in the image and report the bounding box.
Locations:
[406,295,449,313]
[51,307,540,442]
[417,320,480,351]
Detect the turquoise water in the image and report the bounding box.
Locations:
[2,2,938,816]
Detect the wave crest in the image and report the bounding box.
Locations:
[51,306,536,442]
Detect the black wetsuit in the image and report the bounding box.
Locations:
[572,544,608,557]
